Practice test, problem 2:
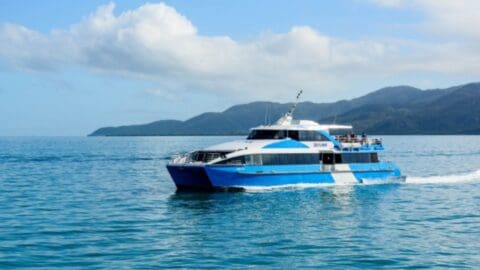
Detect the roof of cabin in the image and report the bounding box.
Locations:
[251,119,352,131]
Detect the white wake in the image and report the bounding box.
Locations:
[238,170,480,192]
[239,182,335,192]
[406,169,480,185]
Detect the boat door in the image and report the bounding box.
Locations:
[322,152,357,184]
[321,152,335,172]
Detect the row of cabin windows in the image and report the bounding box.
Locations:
[247,130,329,141]
[216,153,318,165]
[191,151,231,163]
[321,153,378,165]
[216,152,379,165]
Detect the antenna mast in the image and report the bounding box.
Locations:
[275,90,303,125]
[286,90,303,118]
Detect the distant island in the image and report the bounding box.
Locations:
[89,82,480,136]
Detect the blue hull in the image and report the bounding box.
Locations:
[167,163,403,190]
[166,164,213,190]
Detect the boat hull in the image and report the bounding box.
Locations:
[167,163,403,190]
[166,164,214,190]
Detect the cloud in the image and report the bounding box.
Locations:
[417,0,480,41]
[367,0,406,8]
[0,2,479,101]
[144,88,181,101]
[367,0,480,41]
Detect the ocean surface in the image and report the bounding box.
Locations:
[1,136,480,269]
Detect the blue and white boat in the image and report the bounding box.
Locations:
[167,93,404,191]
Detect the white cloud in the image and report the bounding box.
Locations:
[417,0,480,41]
[367,0,406,8]
[144,88,181,101]
[367,0,480,41]
[0,2,479,102]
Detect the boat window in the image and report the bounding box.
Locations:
[321,153,345,164]
[194,152,205,162]
[340,152,379,163]
[334,154,343,164]
[322,153,334,165]
[216,155,245,165]
[247,130,287,140]
[245,154,262,165]
[261,153,319,165]
[192,151,232,162]
[205,152,220,162]
[247,129,330,141]
[287,130,299,140]
[216,153,319,165]
[298,131,329,141]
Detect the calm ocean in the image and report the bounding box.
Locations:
[1,136,479,268]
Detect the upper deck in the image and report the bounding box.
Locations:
[335,134,384,151]
[251,119,352,132]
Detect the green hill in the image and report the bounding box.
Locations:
[89,82,480,136]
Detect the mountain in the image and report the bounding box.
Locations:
[89,82,480,136]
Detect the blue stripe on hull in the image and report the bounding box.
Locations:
[206,165,335,187]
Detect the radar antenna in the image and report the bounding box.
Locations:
[275,90,303,125]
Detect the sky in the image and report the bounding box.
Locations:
[0,0,479,136]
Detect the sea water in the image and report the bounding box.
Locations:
[0,136,479,268]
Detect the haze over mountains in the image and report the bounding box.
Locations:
[90,82,480,136]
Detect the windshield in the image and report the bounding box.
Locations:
[247,130,286,140]
[190,151,231,162]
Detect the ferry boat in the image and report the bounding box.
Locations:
[167,92,404,191]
